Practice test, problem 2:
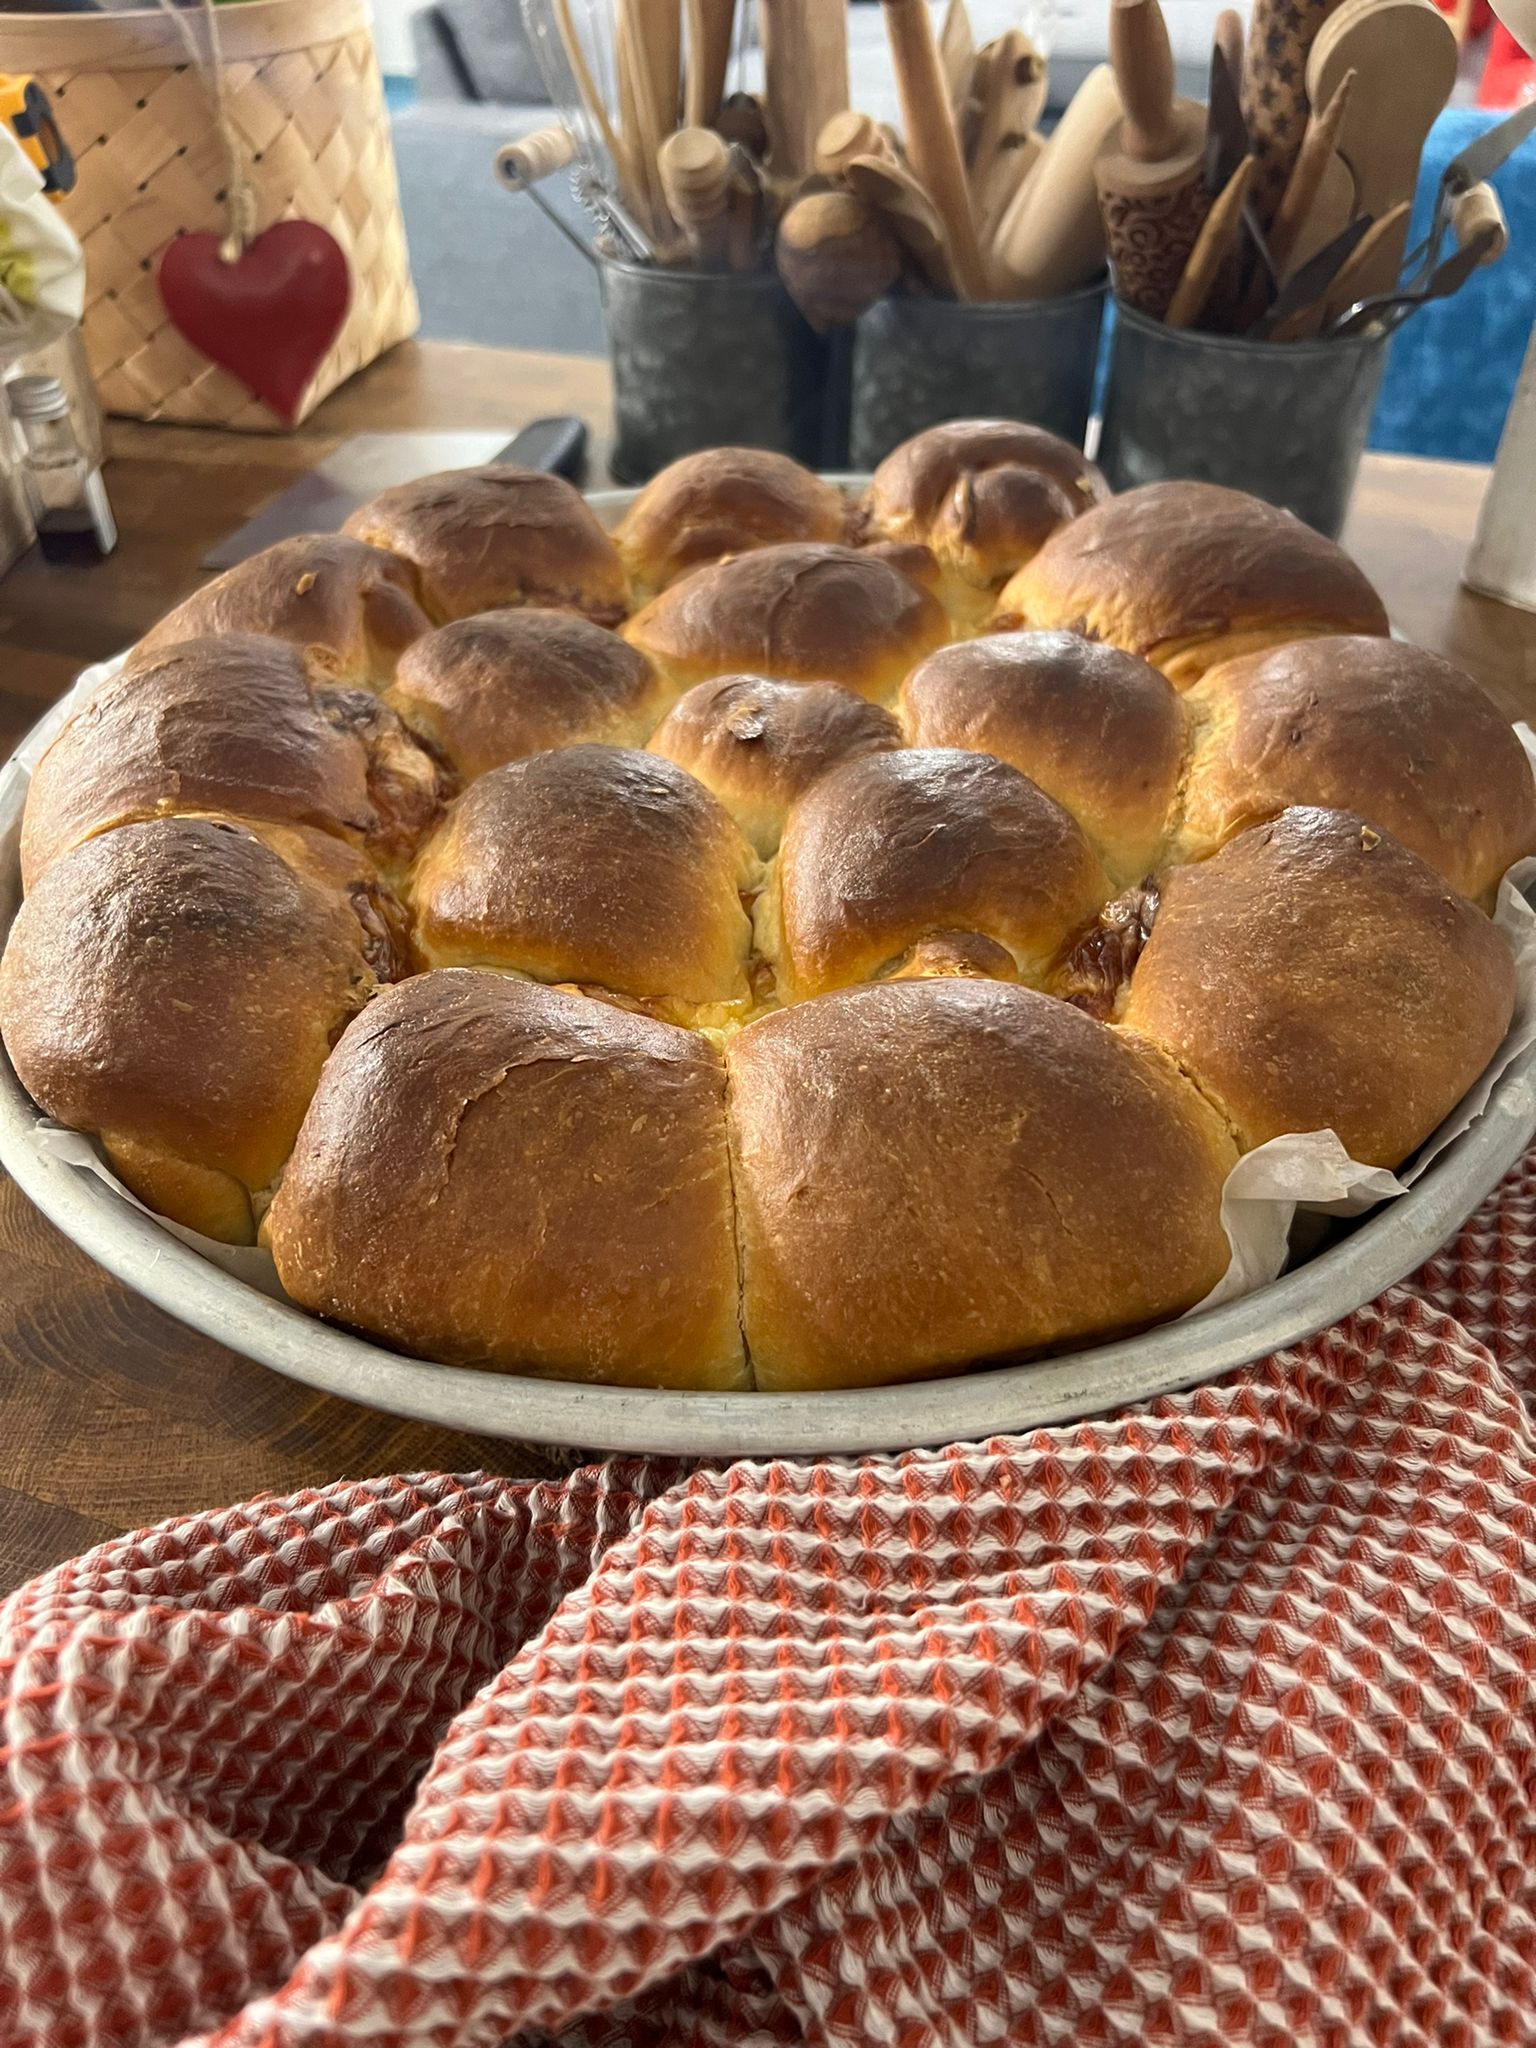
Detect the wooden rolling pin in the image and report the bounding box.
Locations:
[1241,0,1338,226]
[776,189,904,327]
[658,125,734,267]
[878,0,988,297]
[1094,0,1210,319]
[990,62,1122,298]
[495,125,578,191]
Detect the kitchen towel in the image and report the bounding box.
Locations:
[3,1148,1536,2048]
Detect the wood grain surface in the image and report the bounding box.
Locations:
[0,342,1531,1595]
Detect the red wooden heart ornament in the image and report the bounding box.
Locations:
[158,221,351,425]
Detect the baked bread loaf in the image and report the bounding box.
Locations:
[727,978,1236,1389]
[614,447,847,600]
[410,745,758,1016]
[1121,807,1516,1167]
[647,675,902,855]
[765,747,1108,1001]
[899,630,1184,883]
[22,635,447,889]
[1179,636,1536,907]
[624,542,949,702]
[0,819,388,1242]
[266,970,745,1388]
[995,482,1390,687]
[856,419,1109,605]
[139,535,431,688]
[387,608,669,779]
[343,464,626,625]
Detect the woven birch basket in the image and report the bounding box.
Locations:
[0,0,419,428]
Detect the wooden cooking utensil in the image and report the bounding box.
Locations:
[939,0,975,107]
[640,0,683,136]
[1240,0,1339,226]
[1214,7,1244,93]
[991,63,1121,299]
[968,29,1046,198]
[878,0,988,298]
[658,126,733,265]
[976,130,1043,241]
[1094,0,1210,319]
[815,110,892,178]
[1165,154,1253,326]
[684,0,736,127]
[551,0,645,217]
[844,152,958,293]
[495,125,578,191]
[760,0,850,179]
[1315,198,1411,325]
[617,0,675,233]
[776,189,904,327]
[1450,180,1508,264]
[1306,0,1457,301]
[1268,68,1355,275]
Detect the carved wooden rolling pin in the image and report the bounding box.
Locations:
[1094,0,1209,319]
[1240,0,1339,226]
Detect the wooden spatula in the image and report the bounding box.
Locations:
[1094,0,1210,318]
[1305,0,1457,301]
[990,63,1122,298]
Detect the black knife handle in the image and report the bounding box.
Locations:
[491,415,589,485]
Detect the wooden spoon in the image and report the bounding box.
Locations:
[844,152,958,293]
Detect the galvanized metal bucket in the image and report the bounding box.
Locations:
[1098,301,1392,538]
[848,278,1106,468]
[601,260,846,484]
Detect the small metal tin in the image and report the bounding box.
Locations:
[1098,301,1392,538]
[601,260,846,484]
[849,279,1107,468]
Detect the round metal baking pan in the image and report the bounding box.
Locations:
[1,489,1531,1455]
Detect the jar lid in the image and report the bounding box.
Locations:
[8,376,70,422]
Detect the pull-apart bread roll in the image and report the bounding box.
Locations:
[1121,806,1516,1169]
[410,744,758,1017]
[266,970,745,1389]
[0,819,391,1242]
[22,635,447,889]
[387,608,670,779]
[765,747,1109,1001]
[996,482,1390,688]
[1180,636,1536,907]
[647,675,902,855]
[138,535,430,687]
[726,978,1236,1390]
[856,420,1108,606]
[624,542,949,702]
[614,447,848,601]
[343,464,626,626]
[899,630,1185,883]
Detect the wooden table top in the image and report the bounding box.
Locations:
[2,337,1533,1596]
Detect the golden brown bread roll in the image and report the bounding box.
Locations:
[410,745,758,1015]
[995,482,1390,688]
[387,608,669,780]
[623,542,950,703]
[613,447,848,601]
[21,635,448,891]
[856,419,1109,604]
[343,464,626,626]
[646,675,902,855]
[726,978,1236,1390]
[266,970,745,1389]
[1121,806,1516,1168]
[138,536,431,688]
[764,747,1109,1001]
[1179,636,1536,907]
[0,818,386,1242]
[899,630,1185,883]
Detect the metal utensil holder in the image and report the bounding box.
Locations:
[1098,301,1392,538]
[848,279,1107,468]
[601,259,848,485]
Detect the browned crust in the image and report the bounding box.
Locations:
[1179,635,1536,906]
[857,419,1109,588]
[726,977,1236,1389]
[768,746,1109,1000]
[614,447,848,598]
[899,629,1185,882]
[22,634,445,889]
[410,744,757,1008]
[1122,806,1516,1167]
[344,464,627,625]
[994,482,1390,685]
[387,608,669,779]
[623,542,950,703]
[137,535,431,687]
[647,675,902,855]
[266,969,746,1388]
[0,818,381,1238]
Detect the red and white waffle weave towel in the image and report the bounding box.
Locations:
[4,1155,1536,2048]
